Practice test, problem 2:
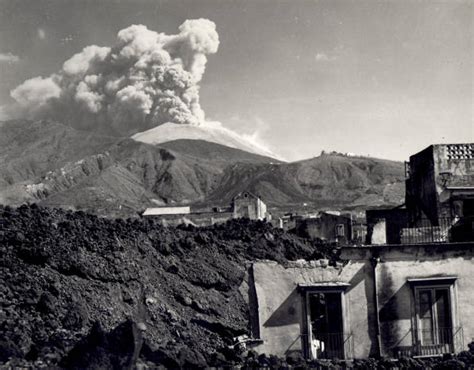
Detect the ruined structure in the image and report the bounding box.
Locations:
[245,242,474,360]
[366,144,474,244]
[405,143,474,222]
[366,208,409,245]
[294,211,353,245]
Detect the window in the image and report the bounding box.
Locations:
[408,277,460,356]
[336,224,345,237]
[417,288,451,346]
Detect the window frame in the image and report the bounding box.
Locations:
[408,277,458,353]
[335,224,345,237]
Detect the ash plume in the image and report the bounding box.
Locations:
[10,19,219,134]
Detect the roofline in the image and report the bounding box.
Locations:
[410,143,474,161]
[233,191,262,200]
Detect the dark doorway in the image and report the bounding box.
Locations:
[308,292,344,359]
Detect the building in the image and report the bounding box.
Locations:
[294,211,353,245]
[142,206,191,216]
[366,144,474,244]
[232,191,269,220]
[241,144,474,361]
[366,207,409,245]
[244,242,474,360]
[142,191,270,226]
[406,143,474,223]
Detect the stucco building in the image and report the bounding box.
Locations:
[244,242,474,360]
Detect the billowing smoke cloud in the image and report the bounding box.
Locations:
[10,19,219,134]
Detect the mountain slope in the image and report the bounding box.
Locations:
[159,139,279,165]
[0,120,405,216]
[204,154,405,209]
[131,122,280,160]
[0,120,120,188]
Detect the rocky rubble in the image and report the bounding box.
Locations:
[0,204,332,368]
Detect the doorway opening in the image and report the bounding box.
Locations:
[307,291,348,359]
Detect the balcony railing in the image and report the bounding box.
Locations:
[400,216,474,244]
[309,332,354,360]
[394,327,464,358]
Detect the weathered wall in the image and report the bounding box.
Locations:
[375,245,474,357]
[250,260,377,359]
[434,145,474,218]
[249,243,474,360]
[343,243,474,358]
[406,145,438,223]
[406,144,474,221]
[146,211,234,226]
[366,209,409,245]
[257,198,267,220]
[434,145,474,189]
[371,220,387,244]
[232,193,268,220]
[233,193,258,219]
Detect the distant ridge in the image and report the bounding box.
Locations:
[0,119,405,216]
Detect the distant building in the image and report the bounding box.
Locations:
[142,206,191,216]
[295,211,352,245]
[277,213,298,231]
[232,191,269,220]
[142,191,270,226]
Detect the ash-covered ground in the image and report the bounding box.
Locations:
[0,204,334,368]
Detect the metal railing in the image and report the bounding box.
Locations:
[400,217,474,244]
[394,327,463,358]
[309,332,354,360]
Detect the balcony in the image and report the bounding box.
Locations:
[400,216,474,244]
[394,327,464,358]
[308,332,354,360]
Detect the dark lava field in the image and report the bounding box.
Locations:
[0,204,332,368]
